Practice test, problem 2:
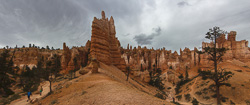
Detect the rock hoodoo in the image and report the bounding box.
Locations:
[201,31,250,66]
[90,11,126,71]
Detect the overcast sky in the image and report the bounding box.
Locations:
[0,0,250,51]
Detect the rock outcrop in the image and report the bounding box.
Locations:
[90,11,126,71]
[61,43,89,74]
[201,31,250,67]
[122,30,250,80]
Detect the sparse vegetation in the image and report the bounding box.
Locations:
[195,91,202,95]
[50,99,58,105]
[0,94,21,105]
[245,99,250,104]
[184,94,191,101]
[149,65,165,91]
[154,93,166,100]
[235,70,242,72]
[185,66,189,80]
[230,100,235,105]
[81,90,87,95]
[221,96,228,102]
[0,49,15,97]
[192,98,199,105]
[176,95,182,100]
[212,94,217,98]
[243,66,250,69]
[203,96,210,100]
[201,26,234,105]
[231,87,236,90]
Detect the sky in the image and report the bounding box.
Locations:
[0,0,250,51]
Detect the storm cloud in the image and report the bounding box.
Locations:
[133,27,161,45]
[0,0,250,51]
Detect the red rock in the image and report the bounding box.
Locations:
[90,11,126,71]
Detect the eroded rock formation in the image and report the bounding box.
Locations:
[90,11,126,71]
[201,31,250,67]
[61,43,88,74]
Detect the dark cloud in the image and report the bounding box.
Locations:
[133,27,161,45]
[177,1,189,7]
[0,0,250,52]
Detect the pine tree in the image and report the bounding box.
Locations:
[201,26,233,105]
[73,57,78,78]
[0,50,15,96]
[185,66,189,80]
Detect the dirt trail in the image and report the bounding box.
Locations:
[10,81,50,105]
[190,78,213,105]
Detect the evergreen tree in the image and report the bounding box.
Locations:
[185,66,189,80]
[201,26,233,105]
[0,50,15,96]
[149,64,165,91]
[46,45,50,50]
[73,57,78,78]
[51,54,61,80]
[20,66,38,92]
[41,61,53,93]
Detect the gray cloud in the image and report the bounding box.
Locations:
[177,1,189,7]
[133,27,161,45]
[0,0,250,52]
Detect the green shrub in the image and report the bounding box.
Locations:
[9,94,21,102]
[184,94,191,101]
[176,95,182,100]
[192,98,199,105]
[0,94,21,105]
[245,99,250,104]
[154,93,166,100]
[230,100,235,105]
[203,96,210,100]
[221,96,228,102]
[211,94,217,98]
[81,90,87,95]
[50,99,58,105]
[195,91,202,95]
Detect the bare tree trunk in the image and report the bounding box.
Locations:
[214,33,221,105]
[127,68,130,81]
[49,80,52,93]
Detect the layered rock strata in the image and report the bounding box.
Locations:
[90,11,126,71]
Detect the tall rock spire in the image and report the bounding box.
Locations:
[101,11,105,19]
[90,11,126,71]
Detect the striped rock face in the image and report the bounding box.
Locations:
[90,11,126,71]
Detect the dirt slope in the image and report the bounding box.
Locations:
[176,61,250,104]
[10,81,50,105]
[36,63,172,105]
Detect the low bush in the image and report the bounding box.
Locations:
[176,95,182,100]
[192,98,199,105]
[184,94,191,101]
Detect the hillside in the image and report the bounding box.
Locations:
[33,63,173,105]
[176,60,250,104]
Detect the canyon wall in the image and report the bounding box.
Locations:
[123,31,250,73]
